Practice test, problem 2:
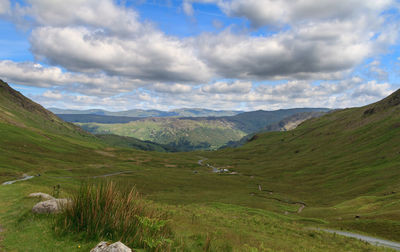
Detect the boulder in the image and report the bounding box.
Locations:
[32,198,70,214]
[90,241,132,252]
[28,192,55,200]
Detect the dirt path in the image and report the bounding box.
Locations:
[297,203,306,213]
[198,158,307,213]
[317,229,400,251]
[197,158,220,173]
[2,175,35,185]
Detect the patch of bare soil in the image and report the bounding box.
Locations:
[95,150,116,157]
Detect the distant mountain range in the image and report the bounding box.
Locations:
[48,108,244,118]
[57,108,330,151]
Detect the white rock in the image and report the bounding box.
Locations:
[29,192,55,200]
[90,241,132,252]
[32,198,70,214]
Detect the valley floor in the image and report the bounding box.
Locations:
[0,146,398,251]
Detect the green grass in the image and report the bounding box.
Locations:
[1,80,400,250]
[0,180,392,252]
[55,181,173,251]
[77,118,247,150]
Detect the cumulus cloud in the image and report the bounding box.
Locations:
[0,0,10,15]
[201,80,252,93]
[30,26,212,83]
[22,71,394,111]
[0,0,398,111]
[184,0,393,27]
[15,0,142,35]
[352,81,392,98]
[152,83,193,94]
[7,0,396,86]
[0,60,143,96]
[195,19,379,80]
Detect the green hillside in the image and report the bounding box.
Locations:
[0,80,399,251]
[75,108,329,150]
[0,80,89,137]
[77,117,248,150]
[96,134,172,152]
[203,88,400,239]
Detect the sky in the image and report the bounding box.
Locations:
[0,0,399,111]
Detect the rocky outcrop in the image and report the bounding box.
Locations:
[90,241,132,252]
[28,192,55,200]
[32,198,70,214]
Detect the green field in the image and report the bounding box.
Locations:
[1,79,400,251]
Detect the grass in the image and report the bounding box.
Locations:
[77,118,247,150]
[0,180,392,252]
[1,80,400,250]
[55,181,173,251]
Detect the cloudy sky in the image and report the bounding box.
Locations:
[0,0,399,111]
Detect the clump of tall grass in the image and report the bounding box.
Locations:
[54,180,173,250]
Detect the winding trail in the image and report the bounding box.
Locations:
[197,158,220,173]
[297,203,306,213]
[2,175,35,185]
[198,158,306,213]
[317,229,400,251]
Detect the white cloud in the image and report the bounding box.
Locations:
[352,81,392,98]
[24,74,395,111]
[184,0,393,27]
[17,0,142,35]
[30,26,212,83]
[42,90,62,99]
[152,83,192,94]
[0,0,398,111]
[0,0,10,15]
[201,80,252,93]
[0,60,143,96]
[195,18,380,80]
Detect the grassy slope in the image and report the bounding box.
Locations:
[96,134,171,152]
[76,109,328,150]
[203,89,400,240]
[78,118,247,150]
[0,79,397,251]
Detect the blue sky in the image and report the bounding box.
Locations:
[0,0,399,111]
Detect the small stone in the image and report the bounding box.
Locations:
[29,192,55,200]
[90,241,132,252]
[32,198,70,214]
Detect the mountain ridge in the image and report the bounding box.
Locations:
[49,107,244,118]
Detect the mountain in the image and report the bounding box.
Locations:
[221,111,328,148]
[1,79,400,250]
[96,134,172,152]
[214,108,330,133]
[49,107,243,117]
[263,111,328,131]
[77,117,247,151]
[63,108,329,150]
[0,80,88,137]
[57,114,141,124]
[204,88,400,238]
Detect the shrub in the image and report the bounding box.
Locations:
[54,180,173,250]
